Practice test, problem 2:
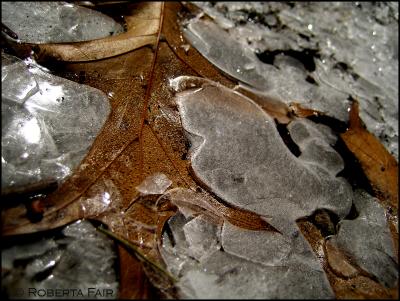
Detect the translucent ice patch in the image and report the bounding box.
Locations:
[183,18,271,90]
[1,2,124,43]
[183,215,220,261]
[220,222,291,267]
[1,53,110,195]
[136,172,172,195]
[188,2,398,159]
[161,213,334,299]
[288,118,344,175]
[1,220,119,299]
[329,190,398,288]
[159,76,355,297]
[173,76,352,226]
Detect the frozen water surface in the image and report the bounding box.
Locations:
[187,2,398,159]
[158,76,357,298]
[1,220,119,299]
[173,76,352,223]
[1,2,124,43]
[1,53,110,195]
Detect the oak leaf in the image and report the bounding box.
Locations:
[2,2,398,299]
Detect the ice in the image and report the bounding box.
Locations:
[220,222,291,267]
[330,190,398,288]
[1,239,57,271]
[1,2,124,43]
[173,76,352,223]
[2,53,110,195]
[162,219,334,299]
[158,76,354,297]
[187,2,398,159]
[159,214,199,277]
[1,220,119,299]
[183,19,270,90]
[288,119,344,175]
[2,56,39,105]
[135,172,172,195]
[183,215,220,261]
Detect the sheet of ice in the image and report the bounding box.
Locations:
[135,172,172,195]
[183,19,271,90]
[173,76,352,224]
[288,118,344,175]
[1,220,119,299]
[1,1,124,43]
[1,53,110,195]
[329,190,398,288]
[158,76,355,298]
[162,213,334,299]
[187,2,399,159]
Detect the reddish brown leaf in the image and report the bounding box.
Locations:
[341,101,398,211]
[2,2,398,299]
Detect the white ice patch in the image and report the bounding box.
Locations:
[136,172,172,195]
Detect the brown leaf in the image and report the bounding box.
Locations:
[2,2,397,299]
[1,2,278,298]
[341,101,398,211]
[31,2,160,62]
[340,100,398,268]
[297,219,398,299]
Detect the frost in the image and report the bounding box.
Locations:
[1,53,110,195]
[186,2,398,159]
[1,2,124,43]
[329,190,398,288]
[158,76,354,298]
[136,172,172,195]
[1,220,119,299]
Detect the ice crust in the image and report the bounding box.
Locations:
[1,53,110,194]
[1,220,119,299]
[186,2,398,159]
[159,76,356,298]
[1,2,124,43]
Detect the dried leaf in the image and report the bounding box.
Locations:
[1,2,276,297]
[9,2,161,62]
[341,101,398,210]
[2,2,398,299]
